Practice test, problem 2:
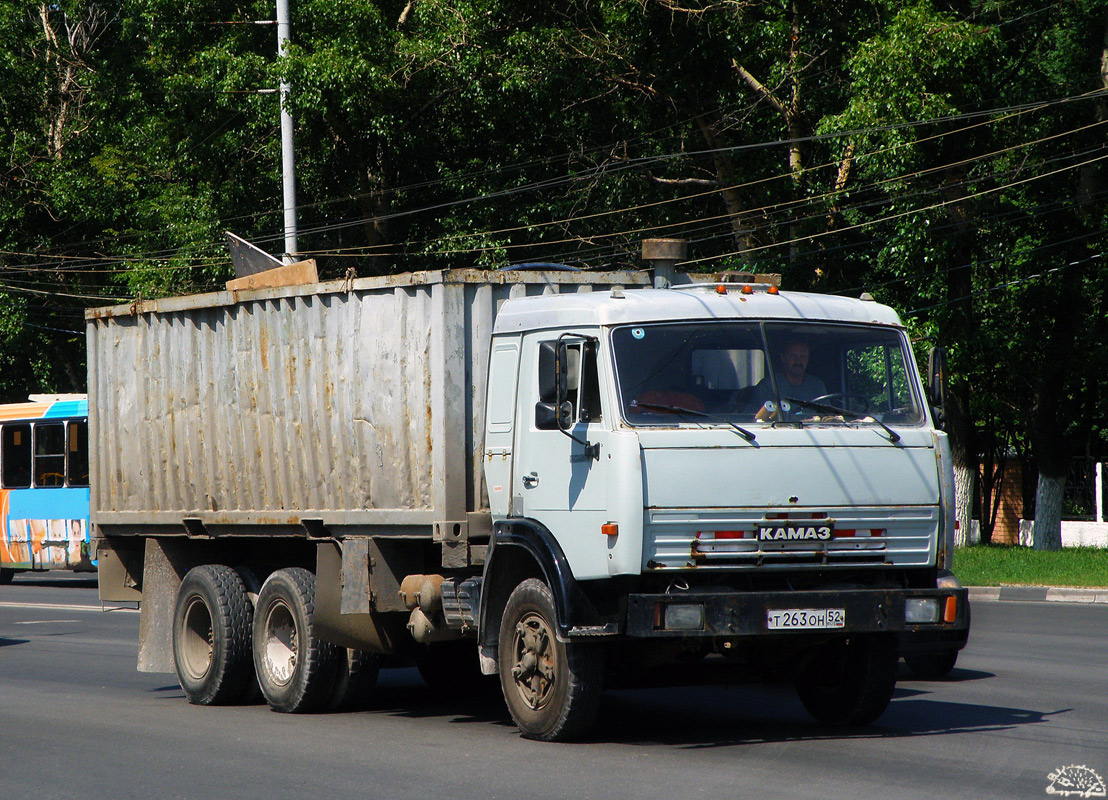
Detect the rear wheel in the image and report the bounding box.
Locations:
[172,564,255,705]
[498,578,603,742]
[327,649,380,711]
[0,568,15,584]
[796,635,898,725]
[252,567,339,713]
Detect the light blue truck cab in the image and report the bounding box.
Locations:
[480,280,968,739]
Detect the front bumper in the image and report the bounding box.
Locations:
[625,586,970,640]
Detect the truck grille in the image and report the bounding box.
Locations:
[644,506,937,570]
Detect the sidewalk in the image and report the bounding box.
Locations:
[968,585,1108,604]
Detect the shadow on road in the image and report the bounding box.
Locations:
[135,663,1064,748]
[209,663,1058,748]
[585,678,1065,748]
[0,576,97,589]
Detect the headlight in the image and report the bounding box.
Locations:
[906,597,940,624]
[664,604,705,631]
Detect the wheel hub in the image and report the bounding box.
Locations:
[510,613,556,710]
[181,595,214,680]
[263,600,298,686]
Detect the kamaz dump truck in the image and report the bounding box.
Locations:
[91,265,968,741]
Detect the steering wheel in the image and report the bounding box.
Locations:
[811,393,871,413]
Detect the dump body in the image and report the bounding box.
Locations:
[86,269,646,540]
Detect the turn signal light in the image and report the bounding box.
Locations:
[943,595,958,623]
[602,523,619,538]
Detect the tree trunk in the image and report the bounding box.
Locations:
[1032,472,1065,550]
[694,117,758,265]
[953,463,977,545]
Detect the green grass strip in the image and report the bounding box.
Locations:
[955,544,1108,588]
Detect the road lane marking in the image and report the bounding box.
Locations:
[14,619,80,624]
[0,601,139,614]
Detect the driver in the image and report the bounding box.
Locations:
[748,338,827,410]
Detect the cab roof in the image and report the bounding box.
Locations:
[492,284,905,333]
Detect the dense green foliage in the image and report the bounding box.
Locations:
[4,1,1108,545]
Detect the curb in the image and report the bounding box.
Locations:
[968,586,1108,604]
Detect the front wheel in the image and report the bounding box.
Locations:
[904,649,959,679]
[796,634,898,725]
[252,568,339,713]
[497,578,603,742]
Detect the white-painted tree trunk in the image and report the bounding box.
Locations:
[953,462,978,545]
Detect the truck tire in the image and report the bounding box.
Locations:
[172,564,256,706]
[327,648,380,711]
[796,634,898,725]
[498,578,603,741]
[904,649,959,679]
[252,567,339,713]
[0,568,15,584]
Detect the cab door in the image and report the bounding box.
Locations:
[514,333,612,580]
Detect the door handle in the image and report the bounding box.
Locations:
[522,471,539,488]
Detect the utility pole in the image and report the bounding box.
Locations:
[276,0,298,262]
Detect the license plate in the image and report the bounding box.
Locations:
[766,608,846,630]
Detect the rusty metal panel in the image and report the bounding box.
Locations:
[87,270,647,535]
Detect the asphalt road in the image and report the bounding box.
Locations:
[2,572,1106,800]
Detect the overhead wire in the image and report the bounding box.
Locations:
[7,76,1108,311]
[15,84,1108,272]
[285,92,1108,263]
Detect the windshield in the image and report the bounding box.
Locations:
[611,321,926,427]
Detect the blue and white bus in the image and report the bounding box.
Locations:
[0,395,91,583]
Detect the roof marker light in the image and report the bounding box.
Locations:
[740,284,754,295]
[767,285,780,295]
[715,284,728,295]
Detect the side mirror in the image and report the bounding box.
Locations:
[927,346,946,426]
[538,340,568,404]
[535,400,573,431]
[537,341,571,431]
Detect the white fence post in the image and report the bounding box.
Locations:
[1097,462,1103,524]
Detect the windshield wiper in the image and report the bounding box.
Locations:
[783,397,901,444]
[634,402,757,442]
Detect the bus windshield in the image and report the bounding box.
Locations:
[611,321,926,427]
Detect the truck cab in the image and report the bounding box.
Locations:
[480,280,968,739]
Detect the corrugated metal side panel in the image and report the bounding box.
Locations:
[90,285,438,524]
[88,271,647,530]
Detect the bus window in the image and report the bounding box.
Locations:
[67,419,90,487]
[34,422,66,487]
[2,423,32,488]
